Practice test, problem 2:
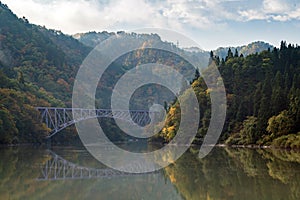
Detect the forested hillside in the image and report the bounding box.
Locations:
[1,2,299,148]
[0,2,197,144]
[158,42,300,148]
[0,2,90,144]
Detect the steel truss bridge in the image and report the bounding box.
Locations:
[36,107,157,138]
[37,150,157,181]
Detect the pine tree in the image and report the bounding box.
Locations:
[225,48,233,61]
[234,49,239,57]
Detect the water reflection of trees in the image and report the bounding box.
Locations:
[1,146,299,199]
[0,147,181,200]
[258,148,300,199]
[163,147,300,200]
[0,147,48,199]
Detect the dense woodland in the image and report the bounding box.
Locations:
[158,43,300,148]
[0,2,89,144]
[0,2,299,148]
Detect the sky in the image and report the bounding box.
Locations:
[1,0,300,50]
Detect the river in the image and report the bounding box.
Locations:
[0,144,299,200]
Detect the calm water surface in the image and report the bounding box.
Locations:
[0,144,299,200]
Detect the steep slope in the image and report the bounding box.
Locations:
[0,2,92,143]
[159,42,300,148]
[0,2,91,104]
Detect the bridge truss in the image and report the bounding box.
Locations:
[36,107,157,138]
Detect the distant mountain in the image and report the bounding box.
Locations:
[213,41,274,59]
[72,31,211,70]
[72,31,206,101]
[74,32,274,66]
[73,31,166,48]
[182,46,206,53]
[73,31,115,48]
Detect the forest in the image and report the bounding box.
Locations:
[0,2,89,144]
[157,43,300,149]
[0,2,299,148]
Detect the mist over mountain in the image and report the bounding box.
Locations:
[73,31,274,62]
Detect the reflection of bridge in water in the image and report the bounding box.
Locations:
[37,150,158,181]
[36,107,159,138]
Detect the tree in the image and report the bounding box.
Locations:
[191,69,200,83]
[226,116,258,145]
[225,48,233,61]
[288,88,300,131]
[234,49,239,57]
[17,71,25,85]
[266,110,294,138]
[210,50,214,59]
[0,107,18,143]
[271,72,286,114]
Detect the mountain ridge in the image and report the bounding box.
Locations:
[213,41,274,58]
[72,31,274,58]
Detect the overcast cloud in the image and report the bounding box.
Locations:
[1,0,300,50]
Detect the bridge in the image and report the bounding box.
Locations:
[36,107,158,138]
[37,150,158,181]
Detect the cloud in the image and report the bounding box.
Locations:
[0,0,239,34]
[1,0,106,33]
[263,0,290,13]
[238,0,300,22]
[1,0,299,41]
[238,9,268,21]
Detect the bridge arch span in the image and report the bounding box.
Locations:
[36,107,157,138]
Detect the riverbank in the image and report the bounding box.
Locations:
[1,139,300,152]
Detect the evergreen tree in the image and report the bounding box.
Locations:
[234,49,239,57]
[225,48,233,61]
